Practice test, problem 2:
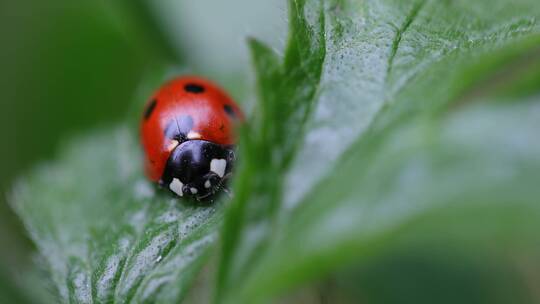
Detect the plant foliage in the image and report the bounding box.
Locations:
[11,0,540,303]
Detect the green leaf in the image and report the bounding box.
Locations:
[11,128,222,303]
[239,98,540,301]
[0,270,33,304]
[217,0,540,302]
[334,248,538,304]
[216,0,326,301]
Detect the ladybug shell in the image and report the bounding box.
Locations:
[141,76,244,182]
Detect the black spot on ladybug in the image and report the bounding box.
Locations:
[223,105,236,119]
[219,123,225,131]
[184,83,205,94]
[144,99,157,120]
[164,115,194,141]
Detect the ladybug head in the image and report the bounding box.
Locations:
[160,140,236,200]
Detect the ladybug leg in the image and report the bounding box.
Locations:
[220,173,234,197]
[202,172,221,190]
[195,191,213,201]
[193,172,222,200]
[194,172,233,201]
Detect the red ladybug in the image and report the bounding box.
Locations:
[141,76,244,200]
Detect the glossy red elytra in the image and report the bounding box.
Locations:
[140,76,244,200]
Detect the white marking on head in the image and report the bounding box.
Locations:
[169,178,184,196]
[167,139,179,152]
[204,180,211,188]
[187,131,202,140]
[190,187,198,194]
[210,159,227,178]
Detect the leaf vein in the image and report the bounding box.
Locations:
[386,0,427,80]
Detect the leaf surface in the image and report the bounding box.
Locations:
[12,128,222,303]
[217,0,540,302]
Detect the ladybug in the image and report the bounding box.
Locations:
[141,76,244,200]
